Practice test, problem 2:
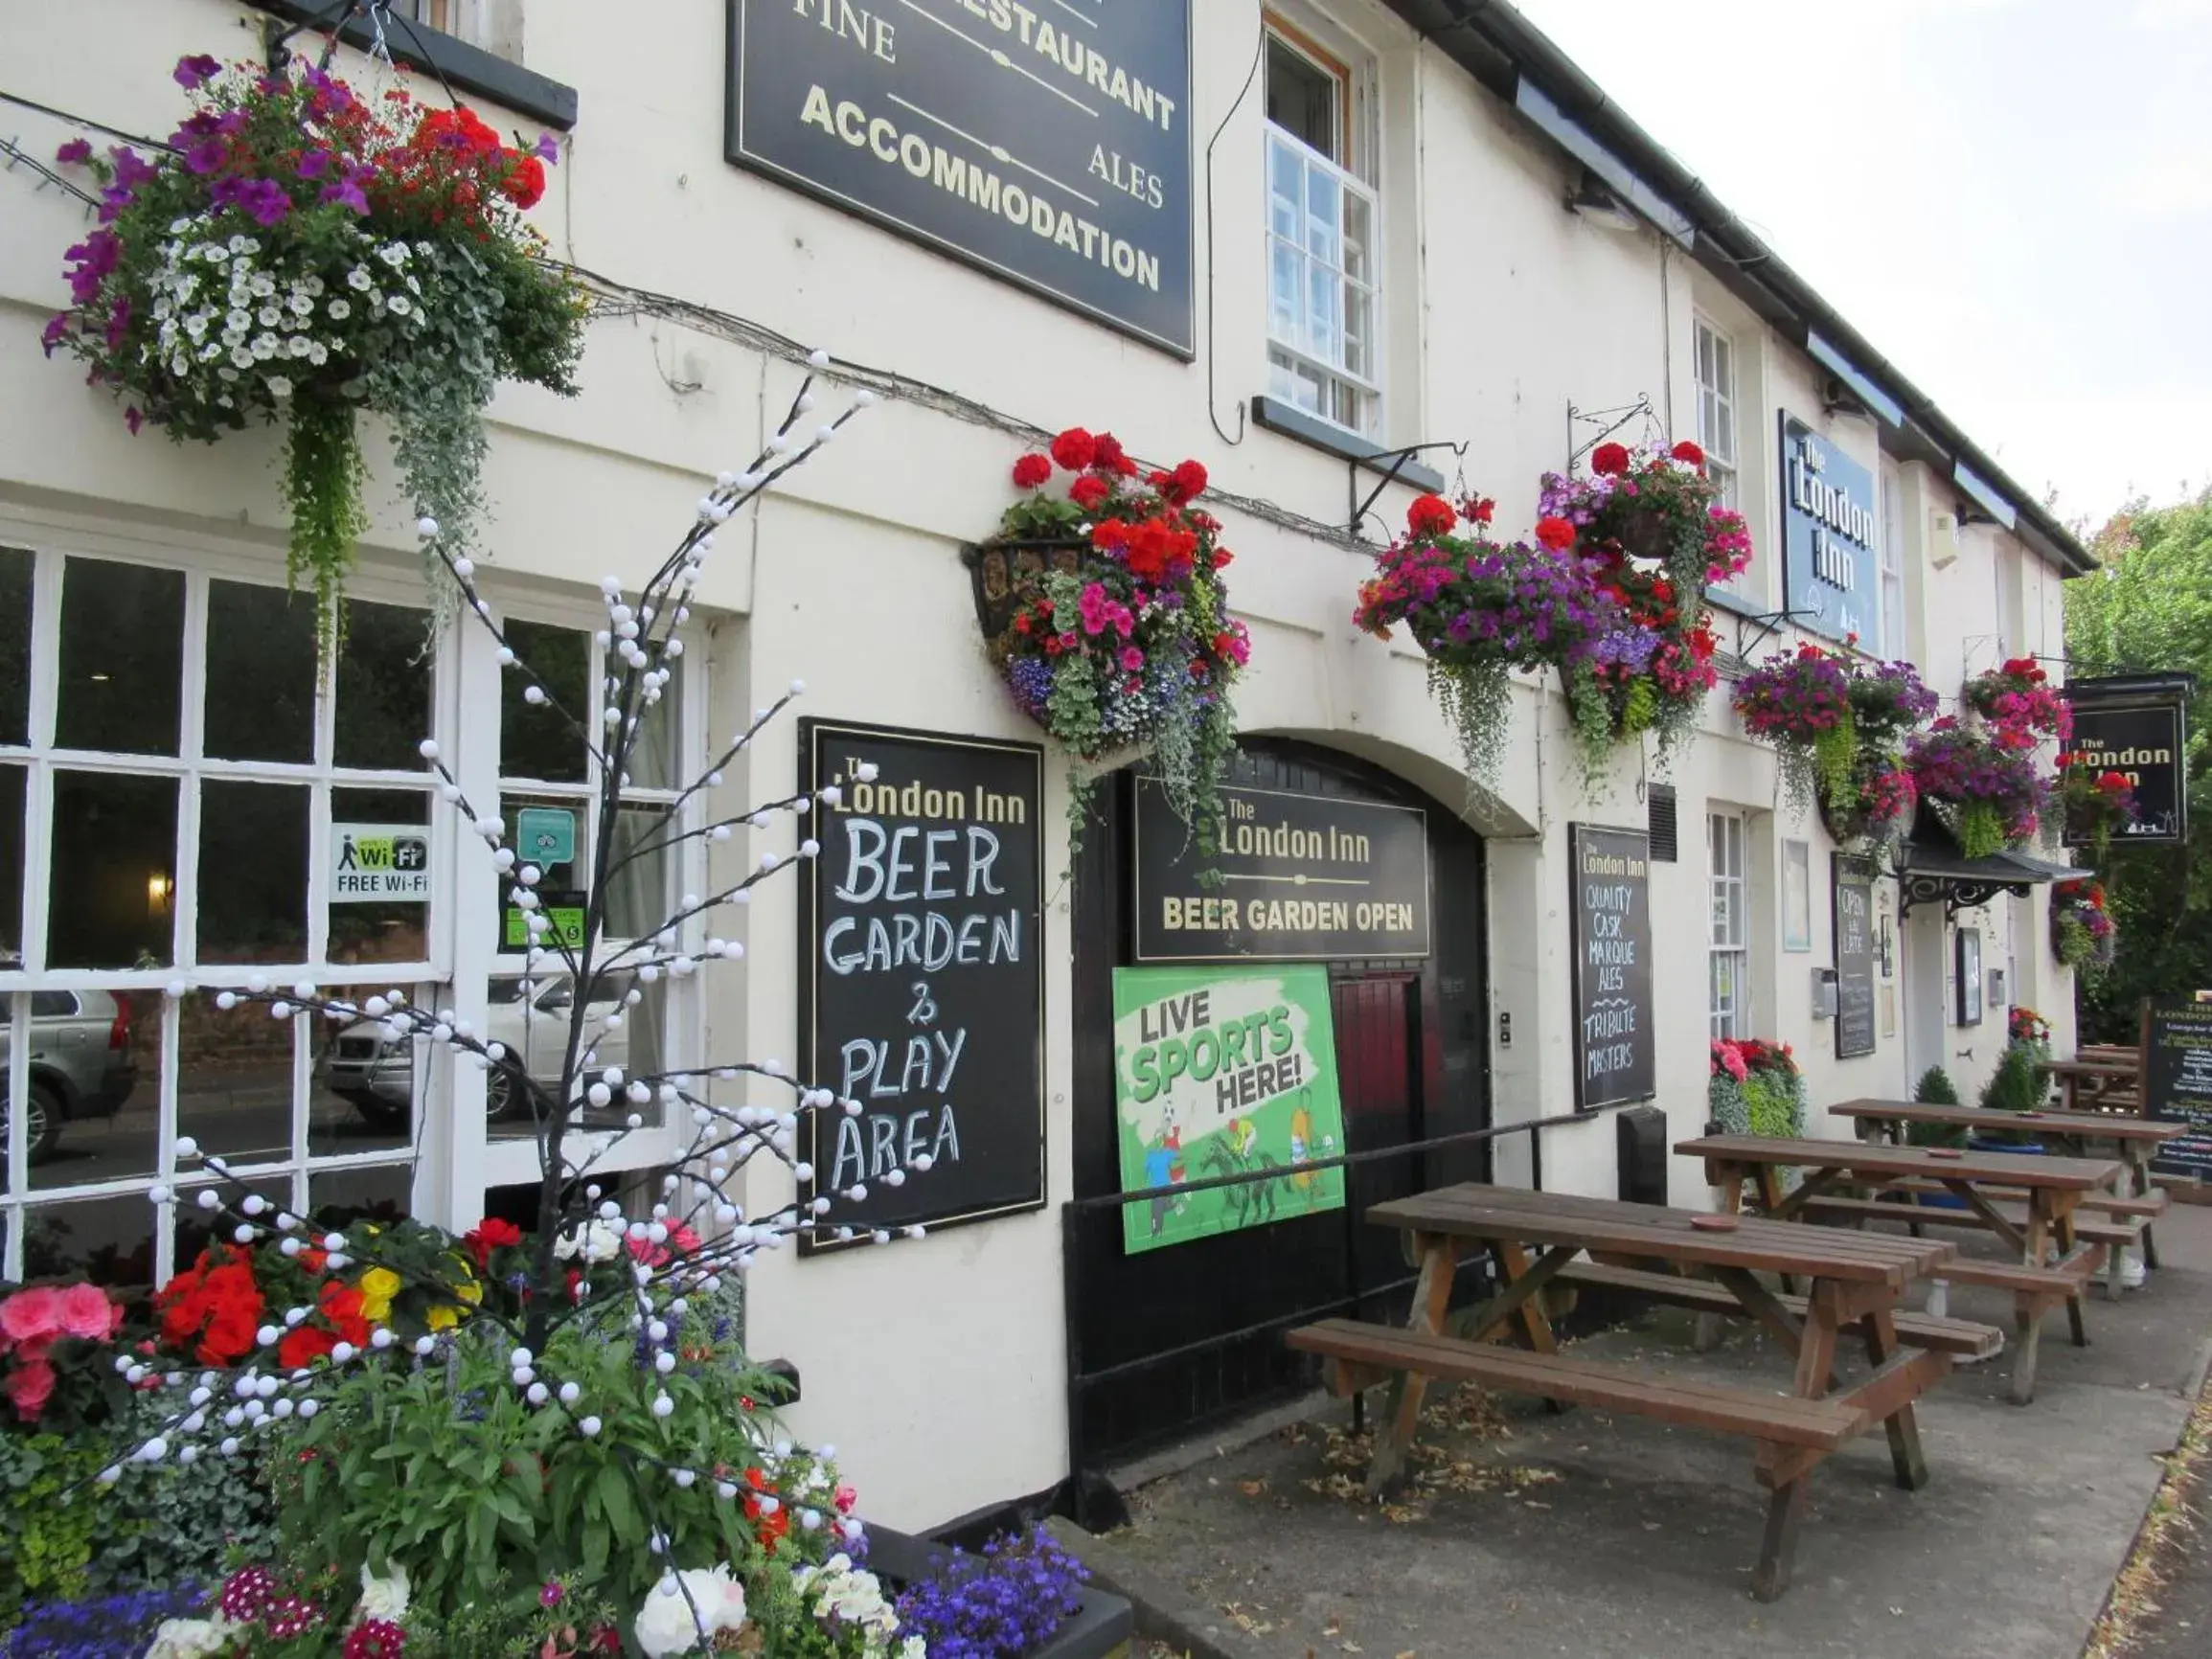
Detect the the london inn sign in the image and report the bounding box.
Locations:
[729,0,1197,355]
[1780,414,1881,652]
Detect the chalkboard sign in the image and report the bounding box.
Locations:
[2144,996,2212,1180]
[727,0,1196,356]
[798,719,1046,1249]
[1832,854,1877,1059]
[1568,823,1654,1111]
[1132,778,1430,962]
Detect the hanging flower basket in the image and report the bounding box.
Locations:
[1906,719,2048,859]
[1732,645,1858,816]
[1847,658,1941,749]
[1817,749,1918,850]
[2051,878,2117,971]
[1535,442,1750,778]
[1353,491,1626,784]
[1964,657,2072,741]
[970,429,1245,844]
[43,56,587,657]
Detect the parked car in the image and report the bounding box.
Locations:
[319,977,632,1128]
[0,989,142,1162]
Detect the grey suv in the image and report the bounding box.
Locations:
[0,989,142,1162]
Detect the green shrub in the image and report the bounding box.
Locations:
[1980,1040,2049,1116]
[1913,1066,1960,1104]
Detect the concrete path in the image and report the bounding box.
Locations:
[1071,1205,2212,1659]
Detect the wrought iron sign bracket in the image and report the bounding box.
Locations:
[1566,394,1657,470]
[1731,606,1816,663]
[1349,440,1468,536]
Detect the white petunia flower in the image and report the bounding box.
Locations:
[347,267,372,290]
[257,306,283,329]
[388,294,413,316]
[327,298,352,321]
[144,1616,245,1659]
[266,375,292,398]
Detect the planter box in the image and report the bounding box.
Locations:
[865,1525,1135,1659]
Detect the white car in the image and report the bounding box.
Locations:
[320,976,633,1126]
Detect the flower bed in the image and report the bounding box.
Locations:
[43,56,586,654]
[2052,878,2117,971]
[1707,1039,1805,1140]
[972,428,1244,843]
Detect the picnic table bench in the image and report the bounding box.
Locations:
[1680,1133,2123,1404]
[1284,1183,1967,1601]
[1831,1098,2178,1293]
[2046,1056,2144,1114]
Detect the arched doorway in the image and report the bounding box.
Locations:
[1065,739,1491,1469]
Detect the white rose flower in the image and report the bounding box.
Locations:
[356,1560,410,1624]
[633,1566,747,1657]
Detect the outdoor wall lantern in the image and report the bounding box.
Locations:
[147,870,172,918]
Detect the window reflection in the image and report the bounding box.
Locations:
[0,764,22,965]
[204,580,316,763]
[197,780,310,965]
[500,620,589,783]
[174,998,295,1171]
[27,988,160,1192]
[24,1191,157,1292]
[334,601,435,772]
[56,557,185,756]
[312,984,425,1156]
[0,546,29,748]
[49,771,178,968]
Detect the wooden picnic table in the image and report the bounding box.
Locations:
[1680,1133,2125,1404]
[1831,1097,2177,1279]
[1284,1183,1965,1601]
[2046,1057,2143,1113]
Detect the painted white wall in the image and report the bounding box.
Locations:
[0,0,2080,1526]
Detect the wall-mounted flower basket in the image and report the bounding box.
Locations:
[2051,877,2116,971]
[1734,646,1938,833]
[970,430,1245,848]
[45,55,586,658]
[1906,720,2049,859]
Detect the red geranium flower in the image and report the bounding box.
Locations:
[1590,442,1631,476]
[1405,494,1456,538]
[1166,459,1208,503]
[279,1326,338,1371]
[1670,440,1705,466]
[464,1216,523,1269]
[1465,495,1496,525]
[319,1281,370,1347]
[1534,516,1577,552]
[1069,474,1110,511]
[1011,452,1052,489]
[1091,432,1137,476]
[1049,427,1096,471]
[499,153,546,209]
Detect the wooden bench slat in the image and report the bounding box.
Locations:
[1286,1319,1860,1449]
[1797,1193,2141,1248]
[1878,1177,2168,1220]
[1550,1261,2004,1359]
[1934,1249,2103,1295]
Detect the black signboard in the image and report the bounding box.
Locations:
[798,719,1046,1249]
[2145,996,2212,1180]
[728,0,1195,356]
[1132,779,1430,962]
[1832,854,1877,1059]
[2059,692,2190,845]
[1568,823,1655,1111]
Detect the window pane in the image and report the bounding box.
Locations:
[49,770,178,967]
[310,983,423,1158]
[1309,264,1338,364]
[1269,241,1300,341]
[308,1161,413,1232]
[487,970,652,1142]
[501,620,590,784]
[0,764,21,966]
[196,780,310,965]
[605,804,673,942]
[329,786,433,966]
[56,557,184,756]
[628,663,686,791]
[172,1174,289,1275]
[497,792,586,955]
[28,988,161,1192]
[1266,42,1338,160]
[175,997,295,1170]
[205,580,316,762]
[1305,168,1339,263]
[335,600,435,771]
[1342,190,1372,285]
[0,546,29,747]
[22,1191,156,1291]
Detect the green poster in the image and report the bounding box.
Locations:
[1113,963,1347,1255]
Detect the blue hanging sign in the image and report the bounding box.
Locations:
[1780,415,1881,652]
[727,0,1196,357]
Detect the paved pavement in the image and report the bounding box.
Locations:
[1067,1204,2212,1659]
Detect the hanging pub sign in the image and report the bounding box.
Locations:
[2144,995,2212,1180]
[1568,823,1655,1110]
[1779,414,1881,653]
[1132,777,1431,962]
[1111,962,1347,1255]
[1832,853,1877,1059]
[797,719,1047,1249]
[2059,674,2194,845]
[727,0,1196,356]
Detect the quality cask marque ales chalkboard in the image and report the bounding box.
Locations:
[1568,823,1654,1110]
[797,719,1046,1250]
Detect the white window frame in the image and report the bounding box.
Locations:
[1694,315,1741,514]
[1708,809,1749,1040]
[0,511,709,1280]
[1264,20,1382,439]
[1879,459,1906,660]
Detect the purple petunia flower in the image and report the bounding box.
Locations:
[183,138,227,176]
[103,296,131,351]
[109,147,157,190]
[297,148,333,179]
[55,136,93,166]
[125,405,143,435]
[235,177,292,227]
[533,130,562,165]
[39,312,71,355]
[173,53,222,90]
[320,176,370,216]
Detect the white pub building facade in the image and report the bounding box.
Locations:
[0,0,2090,1529]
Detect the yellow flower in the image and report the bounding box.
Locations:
[357,1266,401,1324]
[425,1303,464,1331]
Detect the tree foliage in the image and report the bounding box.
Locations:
[2064,489,2212,1038]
